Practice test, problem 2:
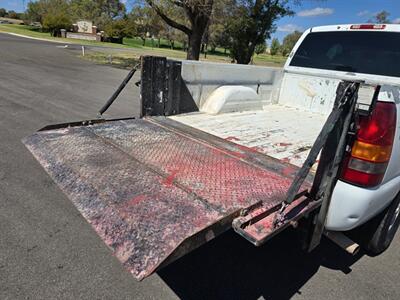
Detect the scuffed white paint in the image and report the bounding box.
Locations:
[279,72,340,115]
[170,105,327,167]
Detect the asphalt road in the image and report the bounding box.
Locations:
[1,33,399,300]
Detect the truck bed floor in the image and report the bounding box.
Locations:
[22,117,304,280]
[170,105,327,167]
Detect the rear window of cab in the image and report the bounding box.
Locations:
[290,31,400,77]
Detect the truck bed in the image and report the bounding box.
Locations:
[170,105,328,167]
[22,117,311,280]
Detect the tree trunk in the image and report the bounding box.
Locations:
[141,38,146,46]
[235,52,251,64]
[187,31,202,60]
[235,43,255,64]
[145,0,212,61]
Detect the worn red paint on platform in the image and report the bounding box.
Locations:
[225,136,241,142]
[275,142,293,147]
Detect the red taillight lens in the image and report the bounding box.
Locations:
[350,24,386,30]
[341,101,397,187]
[341,167,385,187]
[357,102,397,145]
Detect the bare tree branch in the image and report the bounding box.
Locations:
[146,0,192,35]
[170,0,185,8]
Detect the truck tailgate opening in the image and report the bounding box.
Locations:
[22,117,311,280]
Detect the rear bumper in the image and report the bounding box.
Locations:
[326,177,400,231]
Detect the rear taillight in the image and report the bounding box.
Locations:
[341,101,397,187]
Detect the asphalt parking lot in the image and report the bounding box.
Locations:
[1,33,399,300]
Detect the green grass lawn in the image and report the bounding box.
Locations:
[81,51,141,69]
[0,24,287,67]
[124,36,183,49]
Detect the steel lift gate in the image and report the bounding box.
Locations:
[22,56,373,280]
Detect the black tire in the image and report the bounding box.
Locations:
[354,192,400,256]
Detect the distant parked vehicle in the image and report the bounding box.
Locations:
[29,22,42,28]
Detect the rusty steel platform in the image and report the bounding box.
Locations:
[22,117,307,280]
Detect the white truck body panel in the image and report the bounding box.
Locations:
[171,24,400,231]
[327,177,400,230]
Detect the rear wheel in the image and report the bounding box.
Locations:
[355,192,400,255]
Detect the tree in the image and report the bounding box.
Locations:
[25,0,126,32]
[369,10,390,24]
[42,12,72,36]
[207,22,227,52]
[103,18,128,43]
[207,0,232,53]
[270,38,280,55]
[160,25,186,49]
[70,0,126,30]
[146,0,214,60]
[0,8,7,17]
[280,30,302,56]
[26,0,70,25]
[127,5,163,46]
[17,13,26,20]
[26,1,44,23]
[7,10,18,19]
[255,42,267,55]
[226,0,293,64]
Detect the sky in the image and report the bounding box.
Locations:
[1,0,400,42]
[272,0,400,41]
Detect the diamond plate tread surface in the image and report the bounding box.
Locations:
[90,119,293,213]
[22,118,294,280]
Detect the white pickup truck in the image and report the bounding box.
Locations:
[171,23,400,254]
[23,23,400,280]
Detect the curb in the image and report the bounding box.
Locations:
[0,31,73,44]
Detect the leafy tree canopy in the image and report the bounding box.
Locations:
[226,0,294,64]
[280,30,302,56]
[270,37,280,56]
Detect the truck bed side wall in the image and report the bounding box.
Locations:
[181,60,283,109]
[140,56,284,116]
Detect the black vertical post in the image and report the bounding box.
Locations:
[165,60,182,116]
[140,56,184,117]
[140,56,167,117]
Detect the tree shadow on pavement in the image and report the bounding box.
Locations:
[158,228,363,300]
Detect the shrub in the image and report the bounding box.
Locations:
[42,12,71,37]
